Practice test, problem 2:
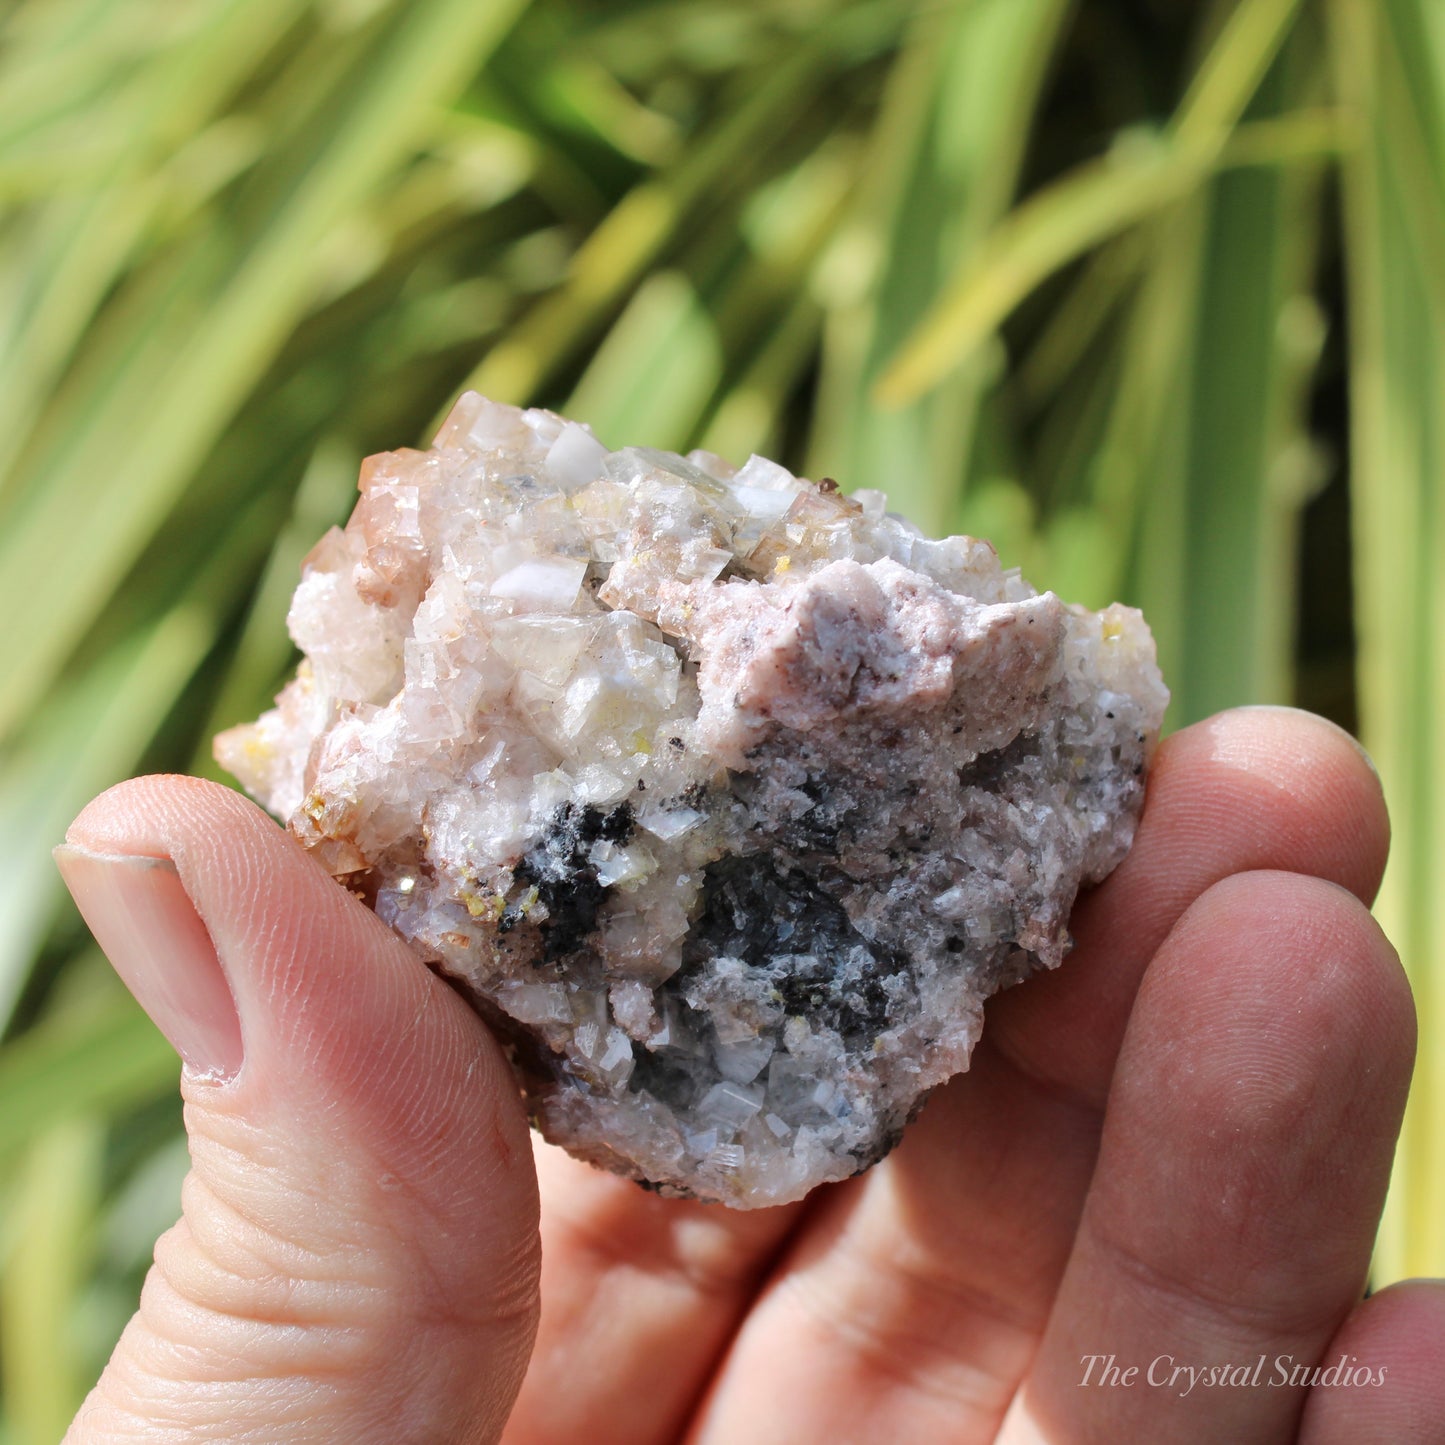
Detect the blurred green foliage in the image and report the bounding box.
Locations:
[0,0,1439,1430]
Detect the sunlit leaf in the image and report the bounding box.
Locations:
[876,0,1307,407]
[1332,0,1445,1286]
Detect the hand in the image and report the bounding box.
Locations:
[55,706,1443,1443]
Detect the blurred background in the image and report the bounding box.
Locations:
[0,0,1439,1433]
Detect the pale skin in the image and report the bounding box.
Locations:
[52,706,1445,1443]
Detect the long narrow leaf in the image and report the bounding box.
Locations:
[877,0,1307,407]
[808,0,1072,532]
[1332,0,1445,1285]
[0,0,531,745]
[0,1117,104,1443]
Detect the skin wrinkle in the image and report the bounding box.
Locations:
[179,1103,287,1196]
[211,1094,539,1347]
[915,1043,1106,1303]
[773,1263,1028,1415]
[799,1197,1050,1374]
[133,1377,361,1443]
[137,1154,532,1438]
[393,1183,540,1343]
[541,1188,790,1305]
[120,1343,362,1437]
[1084,1202,1356,1347]
[160,1183,390,1325]
[81,1323,415,1445]
[136,1313,367,1394]
[148,1213,384,1358]
[419,1267,544,1373]
[975,1008,1109,1133]
[76,1376,267,1444]
[172,1186,346,1293]
[176,1131,384,1279]
[169,1184,342,1301]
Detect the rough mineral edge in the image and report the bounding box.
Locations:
[217,391,1169,1208]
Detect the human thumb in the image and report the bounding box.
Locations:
[53,775,540,1444]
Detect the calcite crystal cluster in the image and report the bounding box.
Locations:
[218,392,1168,1207]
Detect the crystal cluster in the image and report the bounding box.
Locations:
[217,392,1168,1208]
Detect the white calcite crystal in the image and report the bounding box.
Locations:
[218,392,1168,1207]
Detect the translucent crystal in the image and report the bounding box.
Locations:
[217,391,1169,1208]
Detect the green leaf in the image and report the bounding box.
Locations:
[462,1,908,410]
[0,0,533,746]
[0,604,215,1030]
[1332,0,1445,1286]
[564,270,723,450]
[0,1117,105,1445]
[876,0,1308,408]
[0,986,176,1180]
[807,0,1073,532]
[190,437,361,779]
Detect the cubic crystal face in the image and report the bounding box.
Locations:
[217,392,1169,1207]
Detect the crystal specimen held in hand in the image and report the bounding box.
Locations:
[217,392,1169,1207]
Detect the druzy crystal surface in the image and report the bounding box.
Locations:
[218,392,1168,1207]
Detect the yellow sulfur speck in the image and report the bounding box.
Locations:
[1102,617,1123,640]
[775,555,792,573]
[632,731,653,754]
[464,892,502,920]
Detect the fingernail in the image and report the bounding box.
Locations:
[54,844,244,1081]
